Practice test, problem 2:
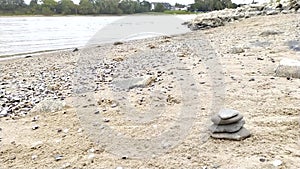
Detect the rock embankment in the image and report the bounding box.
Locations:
[188,0,300,30]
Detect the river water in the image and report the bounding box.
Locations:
[0,15,195,57]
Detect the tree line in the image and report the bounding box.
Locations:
[0,0,237,15]
[190,0,238,12]
[0,0,153,15]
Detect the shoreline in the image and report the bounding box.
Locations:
[0,48,75,61]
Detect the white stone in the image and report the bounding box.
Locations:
[218,109,239,119]
[275,58,300,78]
[88,148,95,153]
[31,155,38,160]
[31,141,43,149]
[88,153,95,160]
[272,159,283,166]
[62,163,71,169]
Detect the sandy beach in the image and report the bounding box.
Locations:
[0,13,299,169]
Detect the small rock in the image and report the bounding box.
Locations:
[272,159,283,167]
[0,107,9,117]
[287,40,300,52]
[88,153,95,160]
[218,109,239,119]
[111,102,118,108]
[249,78,255,81]
[63,129,69,133]
[116,167,123,169]
[32,125,39,130]
[210,127,251,140]
[104,69,112,74]
[9,155,16,160]
[257,57,264,60]
[266,10,279,15]
[275,58,300,79]
[25,55,32,58]
[177,52,186,57]
[62,163,71,168]
[148,44,156,49]
[259,158,266,162]
[72,48,79,52]
[113,41,123,45]
[211,113,243,125]
[31,155,38,160]
[113,57,124,62]
[31,141,43,149]
[113,75,156,90]
[31,116,39,122]
[209,120,245,133]
[54,154,63,161]
[103,118,110,123]
[88,148,95,153]
[229,47,245,54]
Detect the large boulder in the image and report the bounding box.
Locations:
[189,17,224,30]
[275,58,300,78]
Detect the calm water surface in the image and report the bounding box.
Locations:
[0,15,195,57]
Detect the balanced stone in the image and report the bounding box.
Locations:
[218,108,239,120]
[210,127,251,141]
[211,113,243,125]
[209,120,245,133]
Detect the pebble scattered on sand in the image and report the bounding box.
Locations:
[272,159,283,166]
[54,154,63,161]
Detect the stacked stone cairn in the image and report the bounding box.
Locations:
[209,109,251,141]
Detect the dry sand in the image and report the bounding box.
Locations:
[0,14,299,169]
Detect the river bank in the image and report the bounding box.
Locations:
[0,13,299,168]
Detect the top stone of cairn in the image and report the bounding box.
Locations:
[218,109,239,120]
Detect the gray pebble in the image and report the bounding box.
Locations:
[209,120,245,133]
[54,154,63,161]
[211,113,243,125]
[103,118,110,122]
[218,109,239,120]
[32,125,39,130]
[210,127,251,140]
